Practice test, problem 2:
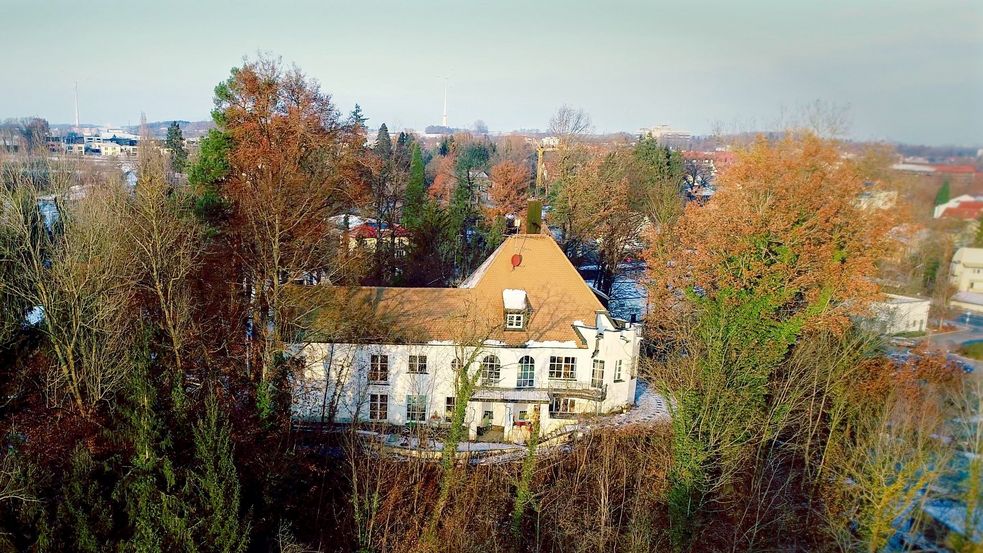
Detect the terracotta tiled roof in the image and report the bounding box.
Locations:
[941,202,983,220]
[295,234,605,347]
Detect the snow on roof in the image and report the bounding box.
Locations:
[502,289,527,310]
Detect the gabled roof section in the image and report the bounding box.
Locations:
[295,234,606,348]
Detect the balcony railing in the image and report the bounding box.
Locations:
[476,380,607,402]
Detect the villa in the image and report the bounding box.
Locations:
[290,232,642,443]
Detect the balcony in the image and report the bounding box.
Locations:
[475,380,607,402]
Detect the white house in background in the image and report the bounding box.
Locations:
[949,247,983,292]
[865,294,931,334]
[934,194,983,219]
[290,233,641,443]
[947,247,983,314]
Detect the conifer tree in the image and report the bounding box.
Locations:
[165,122,188,173]
[187,392,249,553]
[402,144,426,229]
[934,179,951,206]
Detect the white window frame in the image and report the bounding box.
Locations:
[369,393,388,421]
[505,312,525,330]
[548,356,577,380]
[444,396,456,422]
[517,356,535,388]
[408,354,428,374]
[591,359,605,388]
[614,360,624,382]
[550,397,576,415]
[369,354,389,383]
[406,395,427,422]
[481,355,501,384]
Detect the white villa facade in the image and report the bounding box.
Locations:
[291,234,641,443]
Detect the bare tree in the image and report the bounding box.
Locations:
[548,105,593,142]
[2,163,138,414]
[126,127,203,377]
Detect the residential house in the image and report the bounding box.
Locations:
[290,233,641,443]
[934,194,983,220]
[864,294,930,334]
[949,247,983,313]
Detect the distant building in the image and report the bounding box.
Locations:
[949,247,983,292]
[935,195,983,219]
[863,294,930,334]
[639,125,690,142]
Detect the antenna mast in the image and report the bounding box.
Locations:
[441,79,448,127]
[74,81,80,129]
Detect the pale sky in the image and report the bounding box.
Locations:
[2,0,982,146]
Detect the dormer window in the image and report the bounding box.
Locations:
[503,289,528,331]
[506,312,525,329]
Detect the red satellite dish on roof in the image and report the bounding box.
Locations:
[511,254,522,268]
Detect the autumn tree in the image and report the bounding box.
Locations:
[647,133,895,547]
[211,56,351,415]
[488,159,530,219]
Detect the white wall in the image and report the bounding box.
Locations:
[291,315,641,440]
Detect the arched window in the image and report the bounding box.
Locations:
[481,355,501,384]
[517,356,535,388]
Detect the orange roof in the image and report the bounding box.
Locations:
[295,234,605,347]
[941,202,983,220]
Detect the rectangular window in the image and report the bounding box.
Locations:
[548,356,577,380]
[369,354,389,383]
[369,394,388,421]
[406,395,427,422]
[614,360,624,382]
[550,397,576,415]
[408,354,428,374]
[591,359,605,388]
[505,312,525,330]
[444,396,456,422]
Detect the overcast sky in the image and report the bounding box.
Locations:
[2,0,981,146]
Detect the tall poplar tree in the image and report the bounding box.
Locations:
[402,144,426,229]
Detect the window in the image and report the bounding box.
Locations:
[369,354,389,383]
[517,356,535,388]
[614,360,624,382]
[550,397,576,415]
[548,356,577,380]
[591,359,605,388]
[481,355,501,384]
[406,395,427,422]
[444,396,456,422]
[451,358,463,372]
[408,354,428,374]
[369,394,388,421]
[505,312,525,330]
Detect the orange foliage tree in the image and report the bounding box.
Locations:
[649,132,894,333]
[214,56,355,402]
[487,159,530,219]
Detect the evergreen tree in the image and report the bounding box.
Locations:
[935,179,951,206]
[54,447,115,552]
[116,347,193,552]
[165,122,188,173]
[402,144,426,229]
[374,124,392,160]
[348,103,367,128]
[187,392,249,553]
